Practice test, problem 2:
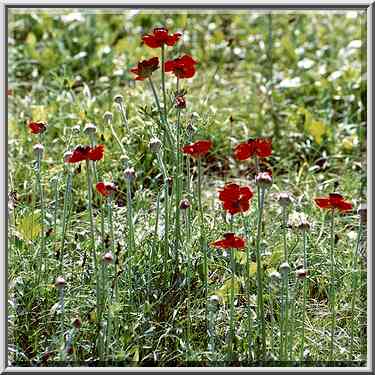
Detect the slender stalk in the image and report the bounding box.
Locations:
[161,44,167,123]
[59,171,73,273]
[281,207,289,360]
[197,158,208,317]
[117,101,129,131]
[156,151,170,282]
[255,186,266,360]
[125,176,135,295]
[243,214,254,362]
[85,160,100,332]
[300,229,308,362]
[229,244,235,363]
[36,150,46,278]
[184,207,192,361]
[59,286,65,361]
[329,210,336,362]
[349,223,363,358]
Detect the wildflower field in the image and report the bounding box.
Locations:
[7,9,367,367]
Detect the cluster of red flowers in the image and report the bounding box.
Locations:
[66,144,105,163]
[314,193,353,212]
[182,140,212,158]
[234,138,272,161]
[130,27,198,81]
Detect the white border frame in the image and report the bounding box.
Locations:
[1,1,373,373]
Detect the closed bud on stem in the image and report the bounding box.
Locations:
[124,167,135,181]
[33,144,44,158]
[114,94,124,104]
[149,137,162,153]
[186,122,196,137]
[357,203,367,225]
[255,172,272,188]
[298,217,311,232]
[83,123,96,135]
[296,268,308,280]
[102,252,114,265]
[72,317,82,329]
[55,276,66,289]
[103,111,113,124]
[277,192,293,207]
[208,295,220,311]
[179,198,190,210]
[279,262,290,275]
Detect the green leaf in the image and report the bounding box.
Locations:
[17,212,42,242]
[213,276,240,304]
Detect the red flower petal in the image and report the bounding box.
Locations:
[211,233,245,249]
[88,144,104,161]
[182,140,212,158]
[234,143,252,160]
[142,28,181,48]
[314,197,333,209]
[28,121,47,134]
[96,182,110,196]
[255,138,272,158]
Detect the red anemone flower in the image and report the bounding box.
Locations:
[218,183,253,215]
[28,121,47,134]
[130,57,159,81]
[211,233,245,249]
[182,140,212,158]
[234,138,272,160]
[96,182,116,197]
[142,27,181,48]
[165,55,198,79]
[314,193,353,212]
[66,144,104,163]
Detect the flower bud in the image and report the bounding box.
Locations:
[71,125,81,134]
[277,192,293,207]
[255,172,272,188]
[124,167,135,181]
[33,144,44,158]
[149,137,162,153]
[175,95,186,109]
[270,271,282,284]
[102,252,113,265]
[83,123,96,135]
[279,262,290,275]
[55,276,66,289]
[298,217,311,232]
[209,294,220,305]
[72,317,82,329]
[179,198,191,210]
[296,268,308,280]
[114,94,124,104]
[103,111,113,124]
[63,151,73,163]
[357,203,367,225]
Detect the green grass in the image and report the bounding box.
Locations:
[8,9,367,366]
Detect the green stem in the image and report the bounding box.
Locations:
[59,171,73,273]
[281,207,289,360]
[161,43,167,123]
[36,151,46,279]
[243,214,254,362]
[229,244,235,363]
[185,208,192,361]
[349,223,363,359]
[126,177,135,296]
[255,186,266,360]
[329,210,336,362]
[85,160,100,331]
[300,229,308,362]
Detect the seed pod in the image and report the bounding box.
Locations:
[149,137,162,153]
[357,203,367,225]
[33,144,44,158]
[102,252,114,264]
[277,192,293,207]
[255,172,272,188]
[83,123,96,135]
[279,262,290,275]
[114,94,124,104]
[55,276,66,289]
[103,111,113,124]
[270,271,282,284]
[296,268,308,280]
[124,167,135,181]
[71,125,81,134]
[209,295,220,305]
[175,95,186,109]
[298,217,311,232]
[179,198,190,210]
[63,151,73,163]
